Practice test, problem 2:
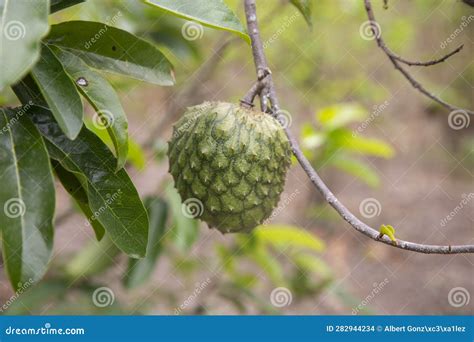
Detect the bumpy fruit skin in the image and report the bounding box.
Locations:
[168,102,291,233]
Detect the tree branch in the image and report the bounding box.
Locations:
[243,0,474,254]
[363,0,473,115]
[240,80,265,108]
[388,44,463,67]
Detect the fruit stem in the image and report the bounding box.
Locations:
[240,81,265,109]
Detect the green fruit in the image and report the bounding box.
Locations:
[168,102,291,233]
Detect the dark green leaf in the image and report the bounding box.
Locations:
[84,119,146,170]
[46,21,175,85]
[144,0,249,42]
[165,183,199,252]
[124,197,168,288]
[0,107,55,290]
[0,0,49,90]
[52,160,106,240]
[29,105,148,258]
[290,0,313,28]
[31,44,83,139]
[2,280,69,315]
[145,19,201,61]
[52,47,129,170]
[50,0,85,13]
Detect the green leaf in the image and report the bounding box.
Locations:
[290,0,313,28]
[29,105,148,258]
[127,139,147,170]
[124,197,168,288]
[144,0,249,42]
[292,254,332,278]
[65,234,120,279]
[317,103,367,130]
[301,123,325,149]
[52,160,105,240]
[144,17,201,61]
[46,21,175,85]
[0,107,55,290]
[85,119,146,170]
[165,183,199,252]
[216,245,236,275]
[379,224,397,244]
[249,243,285,286]
[255,225,325,253]
[330,155,380,188]
[52,47,129,170]
[333,132,395,158]
[0,0,49,90]
[31,44,83,139]
[50,0,85,13]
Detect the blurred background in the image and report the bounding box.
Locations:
[0,0,472,315]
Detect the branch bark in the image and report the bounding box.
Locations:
[364,0,473,115]
[243,0,474,254]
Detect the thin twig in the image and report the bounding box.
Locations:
[240,68,272,108]
[243,0,474,254]
[390,44,464,67]
[462,0,474,7]
[364,0,473,115]
[240,80,265,108]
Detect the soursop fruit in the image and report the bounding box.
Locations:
[168,102,291,233]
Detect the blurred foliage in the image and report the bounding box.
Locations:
[302,103,394,188]
[215,224,333,312]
